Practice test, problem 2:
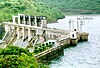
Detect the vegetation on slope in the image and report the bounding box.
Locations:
[0,46,49,68]
[0,24,4,39]
[37,0,100,14]
[0,0,64,23]
[34,43,53,54]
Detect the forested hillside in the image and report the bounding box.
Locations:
[0,0,64,23]
[37,0,100,14]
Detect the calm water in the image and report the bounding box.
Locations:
[47,15,100,68]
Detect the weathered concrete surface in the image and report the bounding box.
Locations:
[80,32,89,41]
[70,38,78,45]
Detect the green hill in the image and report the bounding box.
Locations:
[37,0,100,15]
[0,0,64,23]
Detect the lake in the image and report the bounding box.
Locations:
[47,15,100,68]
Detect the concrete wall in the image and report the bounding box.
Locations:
[35,45,64,62]
[80,32,89,41]
[35,38,71,62]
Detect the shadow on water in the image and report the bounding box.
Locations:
[45,53,64,65]
[67,44,77,48]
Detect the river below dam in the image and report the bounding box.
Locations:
[47,15,100,68]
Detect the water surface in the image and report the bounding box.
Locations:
[47,15,100,68]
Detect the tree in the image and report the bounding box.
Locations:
[0,46,49,68]
[0,53,38,68]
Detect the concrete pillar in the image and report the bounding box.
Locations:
[5,24,9,32]
[69,21,71,31]
[17,26,20,39]
[77,21,79,31]
[18,15,20,24]
[32,30,36,37]
[28,28,31,41]
[41,17,47,28]
[22,27,25,40]
[80,32,89,41]
[70,31,78,45]
[11,25,15,33]
[70,31,77,39]
[80,20,83,32]
[12,16,15,24]
[23,15,26,25]
[41,20,47,28]
[41,20,43,27]
[35,16,37,26]
[77,33,81,41]
[70,39,78,45]
[44,20,47,28]
[12,16,19,24]
[72,21,74,31]
[29,16,31,25]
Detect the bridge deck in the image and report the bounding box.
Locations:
[3,22,70,34]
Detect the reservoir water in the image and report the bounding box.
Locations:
[47,15,100,68]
